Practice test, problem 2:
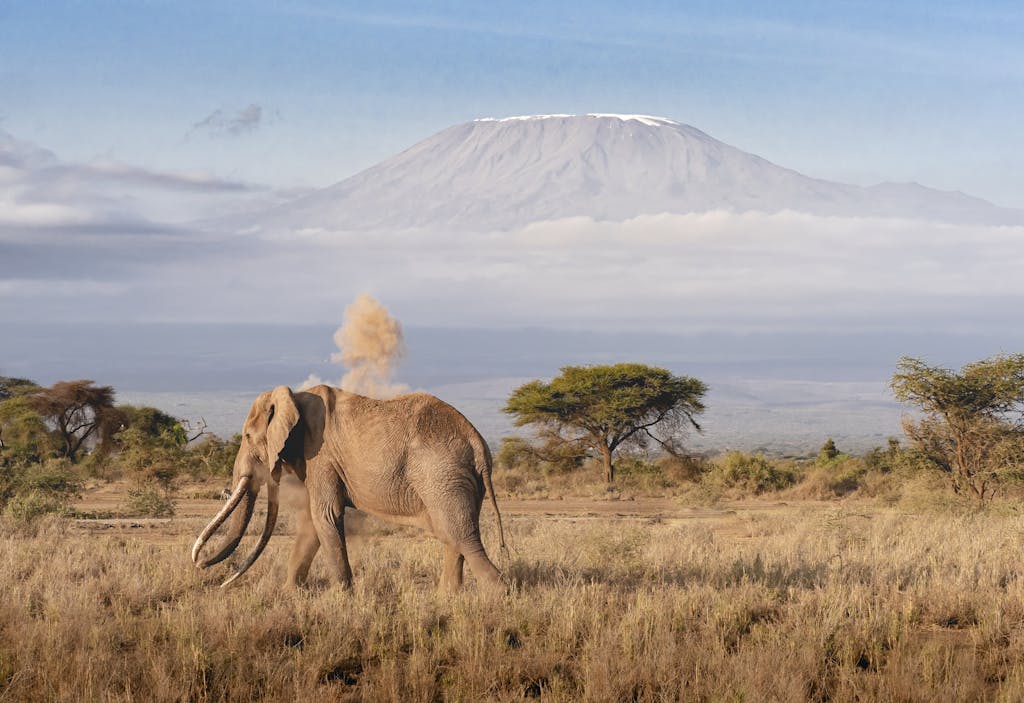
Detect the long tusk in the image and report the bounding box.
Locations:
[221,479,279,587]
[192,476,252,564]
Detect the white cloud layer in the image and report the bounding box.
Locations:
[215,211,1019,333]
[4,208,1022,335]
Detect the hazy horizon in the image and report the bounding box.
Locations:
[5,321,1022,454]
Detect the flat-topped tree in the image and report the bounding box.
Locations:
[891,354,1024,502]
[29,380,116,464]
[504,363,707,482]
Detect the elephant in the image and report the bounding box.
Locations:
[191,384,507,591]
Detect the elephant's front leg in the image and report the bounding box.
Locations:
[307,472,353,588]
[285,497,320,589]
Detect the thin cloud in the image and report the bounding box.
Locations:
[1,130,256,195]
[0,130,272,291]
[70,161,256,193]
[0,128,273,253]
[187,104,273,139]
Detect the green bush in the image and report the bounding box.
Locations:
[0,457,81,523]
[707,451,799,494]
[184,434,240,479]
[4,490,68,522]
[124,485,175,517]
[495,436,587,476]
[864,440,896,471]
[496,437,541,472]
[0,395,57,465]
[614,453,661,477]
[818,438,840,464]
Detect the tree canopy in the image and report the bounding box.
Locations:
[503,363,708,482]
[116,405,188,447]
[891,354,1024,501]
[29,380,117,464]
[0,377,40,401]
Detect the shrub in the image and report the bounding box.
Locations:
[4,490,67,523]
[818,438,840,464]
[707,451,799,494]
[864,438,902,473]
[124,485,175,517]
[0,457,81,523]
[613,453,661,478]
[496,437,541,473]
[653,454,705,483]
[184,434,240,479]
[791,458,867,500]
[496,436,587,476]
[0,395,57,465]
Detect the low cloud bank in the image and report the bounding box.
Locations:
[232,210,1024,333]
[3,191,1022,335]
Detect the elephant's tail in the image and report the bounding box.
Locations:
[477,440,509,565]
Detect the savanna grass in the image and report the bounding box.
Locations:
[3,503,1024,701]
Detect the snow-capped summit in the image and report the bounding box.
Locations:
[255,114,1022,231]
[474,114,680,128]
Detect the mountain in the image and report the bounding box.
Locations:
[252,114,1024,231]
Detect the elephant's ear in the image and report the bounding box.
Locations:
[266,386,301,471]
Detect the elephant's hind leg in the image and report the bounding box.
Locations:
[427,499,504,592]
[440,544,465,592]
[457,535,504,591]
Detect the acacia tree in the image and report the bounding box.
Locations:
[503,363,708,482]
[30,380,116,464]
[891,354,1024,502]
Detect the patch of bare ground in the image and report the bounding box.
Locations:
[2,481,1022,701]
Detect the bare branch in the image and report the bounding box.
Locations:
[183,417,210,443]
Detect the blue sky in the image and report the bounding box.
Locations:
[3,0,1023,205]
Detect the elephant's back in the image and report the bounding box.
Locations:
[405,394,487,450]
[328,388,489,474]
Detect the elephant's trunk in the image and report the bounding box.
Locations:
[220,479,279,587]
[192,477,257,568]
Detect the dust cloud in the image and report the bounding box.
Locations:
[299,294,409,399]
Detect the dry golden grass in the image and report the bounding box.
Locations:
[3,494,1024,702]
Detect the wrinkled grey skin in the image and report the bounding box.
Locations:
[192,385,506,591]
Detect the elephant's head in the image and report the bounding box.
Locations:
[191,385,302,585]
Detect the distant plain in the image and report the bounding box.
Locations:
[7,322,1022,454]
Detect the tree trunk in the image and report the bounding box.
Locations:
[599,443,614,483]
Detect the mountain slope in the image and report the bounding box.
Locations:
[255,114,1023,231]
